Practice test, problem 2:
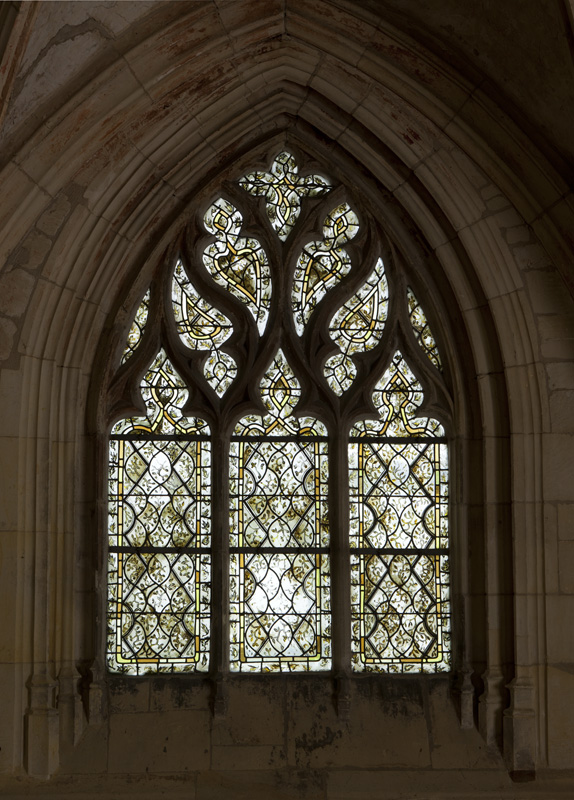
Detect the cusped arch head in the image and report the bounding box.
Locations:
[92,132,485,444]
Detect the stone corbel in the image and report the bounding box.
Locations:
[458,667,475,729]
[58,664,87,750]
[478,667,506,747]
[503,675,536,779]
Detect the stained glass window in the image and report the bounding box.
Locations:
[240,150,331,240]
[172,259,237,396]
[292,203,359,335]
[121,289,150,364]
[407,287,442,370]
[229,351,330,672]
[107,351,211,674]
[202,198,271,335]
[349,353,449,672]
[106,148,451,678]
[324,257,388,395]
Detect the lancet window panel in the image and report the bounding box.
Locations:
[229,349,331,672]
[104,147,452,678]
[229,436,331,672]
[348,440,449,673]
[349,353,450,673]
[107,350,212,675]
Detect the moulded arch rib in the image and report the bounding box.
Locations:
[1,1,565,780]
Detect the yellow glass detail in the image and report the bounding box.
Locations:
[292,203,359,336]
[240,150,331,241]
[407,287,442,370]
[203,198,271,335]
[121,289,150,364]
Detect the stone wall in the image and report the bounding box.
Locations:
[1,2,574,797]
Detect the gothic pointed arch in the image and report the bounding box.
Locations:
[99,139,487,684]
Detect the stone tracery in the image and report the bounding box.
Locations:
[2,1,570,785]
[108,150,450,676]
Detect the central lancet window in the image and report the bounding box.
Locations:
[229,351,330,672]
[106,149,451,676]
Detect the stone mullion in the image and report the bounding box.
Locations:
[210,424,229,708]
[331,429,351,709]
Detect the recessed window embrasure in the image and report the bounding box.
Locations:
[106,150,450,675]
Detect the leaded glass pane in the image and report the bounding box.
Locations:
[229,439,330,672]
[349,351,449,673]
[111,350,210,436]
[239,151,331,240]
[323,354,357,395]
[292,203,359,336]
[324,257,388,395]
[229,551,330,672]
[349,442,448,552]
[107,550,211,675]
[230,350,330,672]
[203,198,271,335]
[173,259,233,350]
[407,287,442,370]
[121,289,150,364]
[108,439,211,550]
[229,440,330,550]
[108,351,211,674]
[172,259,237,396]
[234,350,327,437]
[350,351,444,437]
[350,552,449,673]
[203,350,238,397]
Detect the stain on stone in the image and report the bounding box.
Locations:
[10,229,51,273]
[296,723,342,754]
[0,269,35,317]
[0,316,17,361]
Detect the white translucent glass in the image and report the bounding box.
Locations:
[108,349,211,675]
[121,289,150,364]
[350,351,444,437]
[203,198,271,335]
[240,150,331,240]
[292,203,359,336]
[324,257,388,394]
[230,349,330,672]
[407,287,442,370]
